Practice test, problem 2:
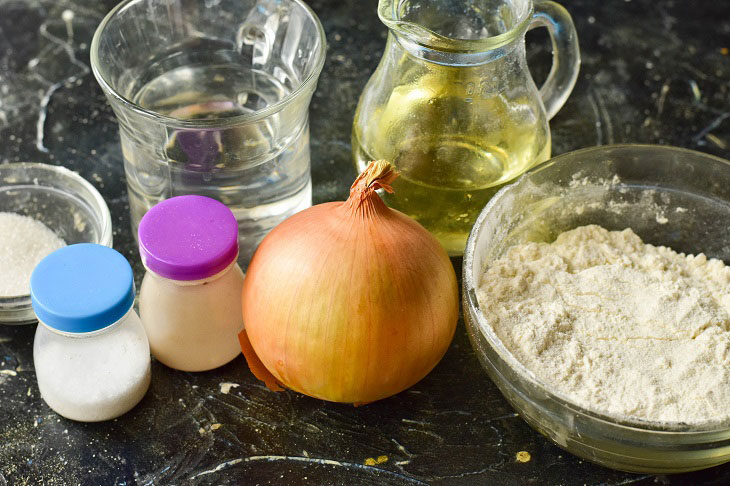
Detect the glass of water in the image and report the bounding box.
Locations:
[91,0,326,263]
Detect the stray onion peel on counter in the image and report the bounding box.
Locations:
[239,160,459,404]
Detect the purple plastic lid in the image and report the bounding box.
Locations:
[138,195,238,281]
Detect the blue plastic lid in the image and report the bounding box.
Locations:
[30,244,135,333]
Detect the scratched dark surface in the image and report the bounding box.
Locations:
[1,0,730,484]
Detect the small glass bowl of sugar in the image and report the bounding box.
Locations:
[0,163,112,324]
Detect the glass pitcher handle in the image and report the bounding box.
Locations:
[237,0,281,68]
[529,1,580,120]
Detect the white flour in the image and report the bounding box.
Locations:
[478,225,730,424]
[0,212,66,297]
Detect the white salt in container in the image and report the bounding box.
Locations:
[0,212,66,298]
[30,244,151,422]
[138,195,244,372]
[0,162,112,324]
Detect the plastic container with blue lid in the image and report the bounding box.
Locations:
[30,244,151,422]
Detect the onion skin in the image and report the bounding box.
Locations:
[241,161,459,404]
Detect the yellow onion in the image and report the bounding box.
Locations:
[239,160,459,404]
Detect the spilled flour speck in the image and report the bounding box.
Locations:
[219,382,239,394]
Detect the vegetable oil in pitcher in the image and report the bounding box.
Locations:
[353,60,551,255]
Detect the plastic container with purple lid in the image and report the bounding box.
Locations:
[138,195,244,372]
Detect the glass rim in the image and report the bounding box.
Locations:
[0,162,114,251]
[378,0,533,53]
[90,0,327,128]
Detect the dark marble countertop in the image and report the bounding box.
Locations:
[1,0,730,484]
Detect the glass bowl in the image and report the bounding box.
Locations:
[0,163,112,324]
[463,144,730,473]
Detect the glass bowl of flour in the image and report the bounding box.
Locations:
[463,144,730,473]
[0,163,112,324]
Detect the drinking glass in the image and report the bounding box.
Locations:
[91,0,326,263]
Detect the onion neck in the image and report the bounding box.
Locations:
[343,160,399,216]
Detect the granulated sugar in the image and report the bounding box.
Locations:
[478,225,730,425]
[0,212,66,297]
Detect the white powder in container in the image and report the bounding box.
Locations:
[478,225,730,425]
[31,244,151,422]
[33,311,152,422]
[0,212,66,297]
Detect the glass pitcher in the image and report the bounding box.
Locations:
[352,0,579,255]
[91,0,325,265]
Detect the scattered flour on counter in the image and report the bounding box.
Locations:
[219,382,239,394]
[478,225,730,424]
[0,212,66,297]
